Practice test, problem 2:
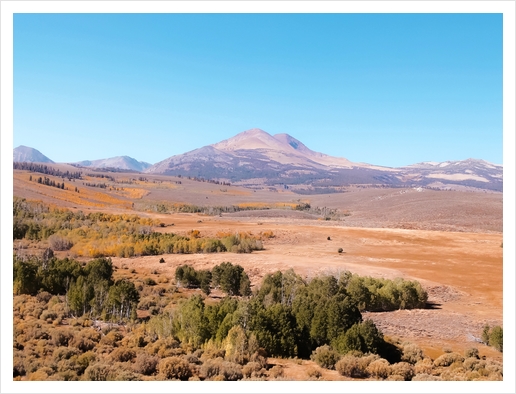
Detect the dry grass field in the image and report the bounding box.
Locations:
[12,167,504,380]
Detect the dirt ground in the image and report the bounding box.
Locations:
[105,211,503,362]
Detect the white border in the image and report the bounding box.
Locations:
[1,1,514,393]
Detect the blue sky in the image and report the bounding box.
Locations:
[14,13,502,167]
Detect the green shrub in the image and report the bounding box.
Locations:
[310,345,341,370]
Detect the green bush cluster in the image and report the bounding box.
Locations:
[13,255,139,322]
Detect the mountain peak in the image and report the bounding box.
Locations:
[13,146,54,163]
[211,128,285,152]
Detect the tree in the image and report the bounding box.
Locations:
[212,262,249,296]
[106,279,140,321]
[13,257,40,295]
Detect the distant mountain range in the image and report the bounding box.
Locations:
[144,128,503,191]
[13,129,503,191]
[75,156,152,172]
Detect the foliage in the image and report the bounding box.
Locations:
[158,356,193,380]
[344,274,428,311]
[482,325,503,352]
[310,345,341,370]
[212,262,251,296]
[13,198,262,257]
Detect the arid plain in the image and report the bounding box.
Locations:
[13,165,503,379]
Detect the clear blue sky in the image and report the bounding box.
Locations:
[14,13,502,167]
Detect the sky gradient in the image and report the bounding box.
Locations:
[13,13,503,167]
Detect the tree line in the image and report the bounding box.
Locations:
[14,162,82,180]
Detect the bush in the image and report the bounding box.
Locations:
[159,356,193,380]
[433,352,464,367]
[84,363,111,381]
[489,326,503,352]
[133,352,159,376]
[338,248,343,253]
[53,346,80,362]
[401,342,424,364]
[144,277,157,286]
[269,365,284,379]
[200,357,223,378]
[390,362,414,381]
[412,373,442,381]
[242,362,262,378]
[414,358,434,375]
[310,345,341,370]
[336,355,371,378]
[463,357,480,371]
[111,348,136,362]
[48,234,74,251]
[464,347,479,359]
[51,329,74,347]
[306,366,322,379]
[366,358,391,379]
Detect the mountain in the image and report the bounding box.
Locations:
[74,156,152,172]
[145,128,401,186]
[13,146,54,163]
[400,158,503,191]
[145,128,502,191]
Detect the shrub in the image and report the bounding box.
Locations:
[412,373,443,381]
[249,349,268,369]
[111,348,136,362]
[433,352,464,367]
[159,258,165,263]
[200,357,242,381]
[36,291,53,303]
[338,248,343,253]
[464,347,479,359]
[387,374,405,381]
[158,356,193,380]
[48,234,74,251]
[336,355,369,378]
[133,352,159,376]
[269,365,284,379]
[463,357,480,371]
[219,361,243,381]
[84,363,111,381]
[414,358,434,375]
[390,362,414,381]
[401,342,424,364]
[76,351,96,374]
[306,366,322,379]
[242,362,262,378]
[100,330,123,346]
[144,277,157,286]
[489,326,503,352]
[51,329,74,347]
[53,346,80,362]
[200,357,224,378]
[366,358,391,379]
[310,345,341,370]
